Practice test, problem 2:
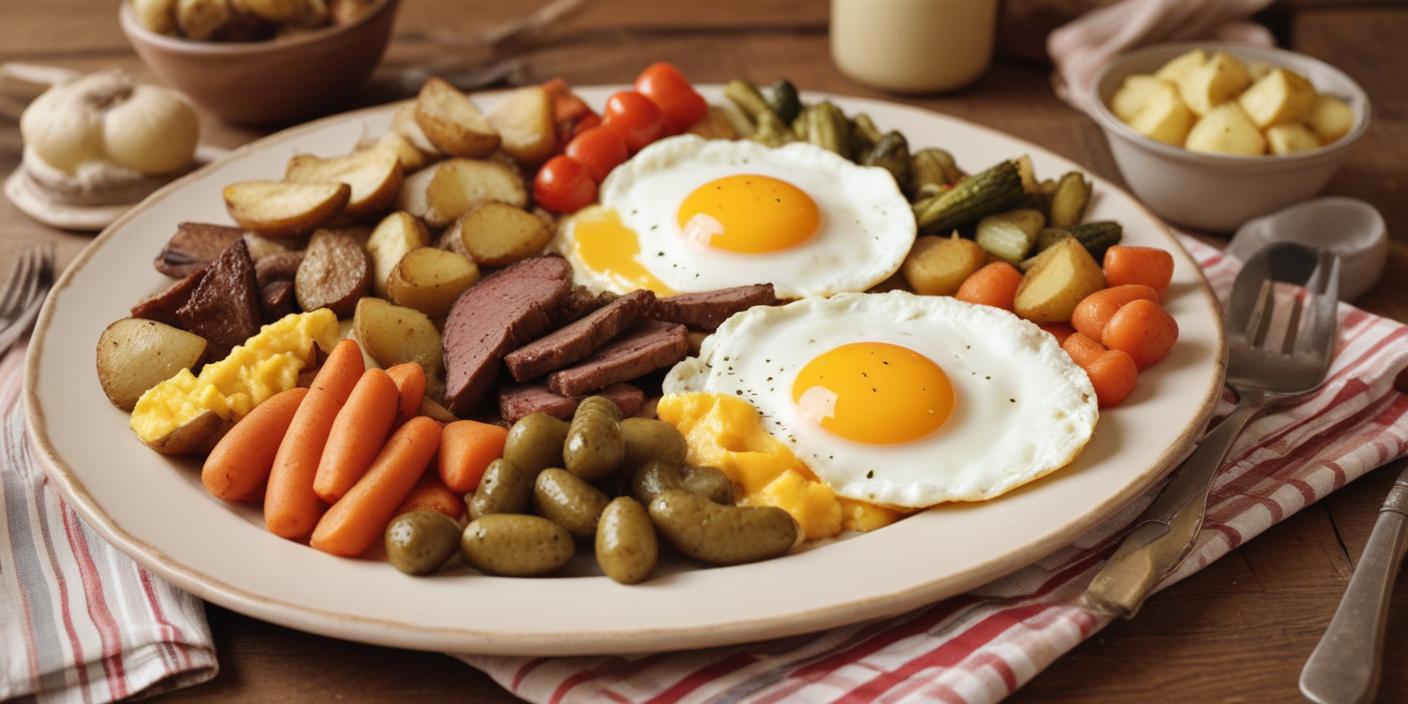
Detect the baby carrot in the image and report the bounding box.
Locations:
[438,420,509,493]
[1102,299,1179,369]
[955,262,1023,310]
[395,472,465,521]
[264,388,341,540]
[203,387,308,502]
[1083,349,1139,407]
[1062,332,1106,368]
[1039,322,1076,345]
[311,416,442,557]
[314,369,399,504]
[310,339,365,404]
[1103,246,1174,297]
[385,362,427,424]
[1070,284,1159,340]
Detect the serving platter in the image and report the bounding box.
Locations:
[24,86,1227,655]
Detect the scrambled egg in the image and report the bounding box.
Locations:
[130,309,340,444]
[656,392,901,541]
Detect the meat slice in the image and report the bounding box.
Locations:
[649,284,778,331]
[553,286,617,326]
[154,222,247,278]
[499,382,645,423]
[504,290,655,382]
[175,239,262,358]
[546,320,689,397]
[260,280,296,320]
[131,269,206,326]
[443,256,574,415]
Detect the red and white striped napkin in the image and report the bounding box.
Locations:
[3,235,1406,703]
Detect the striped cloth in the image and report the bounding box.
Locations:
[456,235,1408,703]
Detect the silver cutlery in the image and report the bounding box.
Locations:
[1085,242,1341,617]
[0,245,55,354]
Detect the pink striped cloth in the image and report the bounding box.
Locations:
[0,344,217,702]
[456,235,1408,703]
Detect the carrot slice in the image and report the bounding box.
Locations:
[264,388,340,540]
[385,363,427,424]
[439,420,509,493]
[314,369,399,504]
[310,339,365,404]
[311,416,443,557]
[395,473,465,521]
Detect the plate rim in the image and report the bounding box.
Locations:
[23,88,1229,654]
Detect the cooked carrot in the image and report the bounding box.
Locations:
[203,387,308,502]
[1039,323,1076,345]
[264,388,341,540]
[1070,284,1159,340]
[1103,246,1174,297]
[385,363,427,424]
[314,369,399,504]
[1083,349,1139,407]
[310,416,442,557]
[395,473,465,521]
[439,420,509,493]
[955,262,1023,310]
[310,339,365,404]
[1062,332,1106,368]
[1102,299,1179,369]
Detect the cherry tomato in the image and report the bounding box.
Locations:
[601,91,668,152]
[534,155,597,214]
[571,112,603,139]
[565,126,629,182]
[634,62,707,134]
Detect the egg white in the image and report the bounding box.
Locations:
[553,135,915,298]
[662,292,1099,508]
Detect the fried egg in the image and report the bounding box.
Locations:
[662,292,1099,508]
[552,135,914,298]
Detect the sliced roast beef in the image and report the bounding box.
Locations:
[649,283,777,331]
[130,269,206,326]
[503,289,654,382]
[498,382,644,423]
[260,280,296,319]
[175,239,262,358]
[442,256,574,415]
[546,320,689,397]
[154,222,247,278]
[553,286,617,326]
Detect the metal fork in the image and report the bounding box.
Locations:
[1085,242,1341,617]
[0,245,56,354]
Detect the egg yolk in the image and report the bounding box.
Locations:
[792,342,954,445]
[676,174,819,253]
[570,206,675,294]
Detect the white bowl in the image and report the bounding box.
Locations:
[1089,42,1370,232]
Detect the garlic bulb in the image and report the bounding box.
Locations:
[19,70,199,177]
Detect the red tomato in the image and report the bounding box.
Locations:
[634,62,707,133]
[534,156,597,214]
[601,91,668,152]
[572,112,603,139]
[565,127,630,182]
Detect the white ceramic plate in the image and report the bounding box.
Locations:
[25,87,1227,656]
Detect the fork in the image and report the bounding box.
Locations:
[0,245,56,354]
[1084,242,1341,617]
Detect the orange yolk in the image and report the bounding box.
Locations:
[570,206,675,295]
[676,174,819,253]
[791,342,954,445]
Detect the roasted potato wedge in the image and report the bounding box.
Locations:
[1127,86,1193,146]
[367,129,434,174]
[901,235,987,296]
[1110,75,1173,123]
[223,180,349,237]
[354,297,443,374]
[284,148,403,219]
[1013,238,1106,323]
[1185,102,1266,156]
[387,247,480,317]
[96,318,208,411]
[1266,123,1321,155]
[454,202,553,266]
[1306,94,1354,144]
[1154,48,1206,86]
[143,410,235,455]
[415,77,501,159]
[295,228,371,317]
[365,210,430,296]
[1237,68,1314,129]
[1176,51,1251,116]
[397,158,527,228]
[485,86,558,165]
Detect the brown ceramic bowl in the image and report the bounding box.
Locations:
[119,0,399,125]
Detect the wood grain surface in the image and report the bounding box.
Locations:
[4,1,1407,701]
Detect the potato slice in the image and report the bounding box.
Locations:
[1306,94,1355,144]
[486,86,558,165]
[96,318,208,411]
[398,158,528,228]
[354,297,443,374]
[295,228,371,317]
[1266,123,1321,155]
[1013,238,1106,323]
[285,148,403,219]
[367,129,434,174]
[1154,48,1207,86]
[415,77,501,159]
[223,180,350,237]
[1128,88,1193,146]
[1111,75,1173,123]
[901,235,987,296]
[1176,51,1251,116]
[387,247,480,317]
[365,210,431,296]
[1237,68,1315,129]
[1185,102,1266,156]
[455,202,553,266]
[143,410,234,455]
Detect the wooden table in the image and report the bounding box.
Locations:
[5,1,1407,701]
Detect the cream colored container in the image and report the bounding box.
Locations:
[830,0,997,93]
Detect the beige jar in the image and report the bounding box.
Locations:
[830,0,998,93]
